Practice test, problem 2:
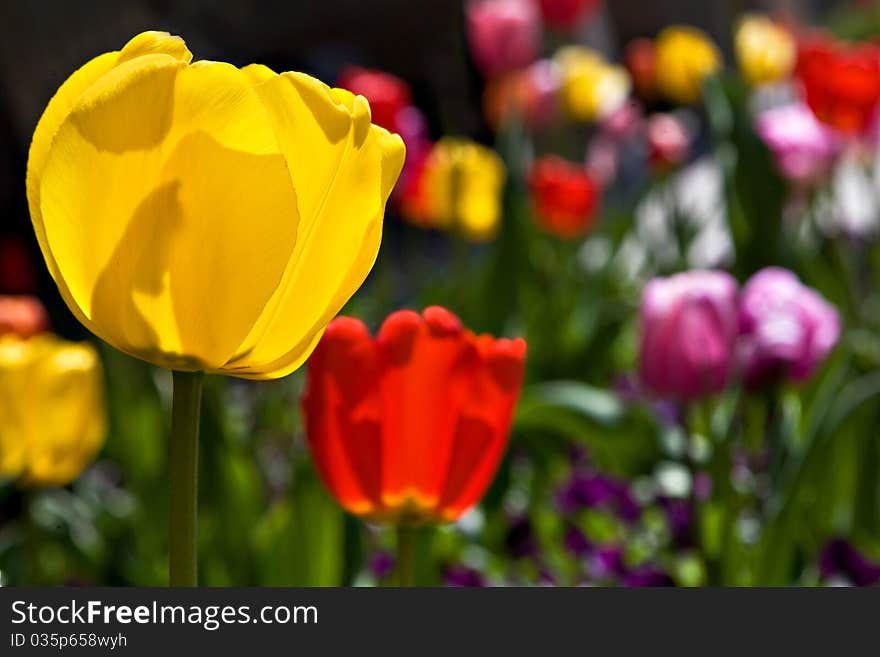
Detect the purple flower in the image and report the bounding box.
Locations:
[444,565,487,587]
[738,268,840,387]
[622,567,675,587]
[466,0,542,77]
[819,538,880,587]
[658,498,694,547]
[755,103,841,185]
[589,545,626,579]
[556,472,641,522]
[368,551,395,580]
[639,270,739,400]
[563,525,593,557]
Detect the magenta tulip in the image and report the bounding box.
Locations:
[466,0,542,77]
[738,268,840,387]
[755,103,841,185]
[639,270,739,400]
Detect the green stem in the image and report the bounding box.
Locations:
[169,370,203,587]
[395,525,418,587]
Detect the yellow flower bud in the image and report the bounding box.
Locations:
[555,46,631,122]
[655,26,722,104]
[27,32,405,380]
[735,14,796,86]
[0,334,107,487]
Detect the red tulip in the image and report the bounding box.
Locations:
[303,307,526,524]
[538,0,601,30]
[796,34,880,135]
[336,66,412,133]
[0,295,49,338]
[528,156,602,238]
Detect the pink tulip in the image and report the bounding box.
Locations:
[639,270,739,400]
[738,268,840,387]
[466,0,542,77]
[755,103,841,185]
[647,113,690,171]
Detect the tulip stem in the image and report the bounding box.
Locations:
[395,525,418,587]
[169,370,203,587]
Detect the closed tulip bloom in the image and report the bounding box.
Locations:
[0,334,106,486]
[735,14,796,87]
[647,113,691,171]
[755,103,841,184]
[538,0,601,31]
[655,26,722,105]
[26,31,405,380]
[556,46,631,123]
[639,270,739,400]
[796,34,880,135]
[738,268,840,387]
[303,307,526,524]
[0,295,49,339]
[528,156,601,238]
[466,0,542,77]
[406,138,506,241]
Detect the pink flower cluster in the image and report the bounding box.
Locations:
[639,268,840,400]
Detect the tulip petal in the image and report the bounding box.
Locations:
[117,30,193,64]
[225,72,405,376]
[0,338,39,478]
[303,317,383,515]
[27,50,119,335]
[376,308,480,511]
[39,56,298,370]
[24,340,106,486]
[438,337,526,520]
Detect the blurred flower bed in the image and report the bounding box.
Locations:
[1,0,880,587]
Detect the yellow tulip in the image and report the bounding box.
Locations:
[555,46,631,122]
[27,31,406,380]
[420,138,506,241]
[735,14,796,86]
[655,26,722,104]
[0,334,106,487]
